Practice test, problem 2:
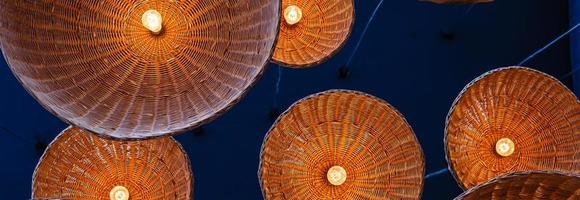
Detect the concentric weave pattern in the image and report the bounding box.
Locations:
[32,127,193,199]
[455,171,580,200]
[0,0,280,139]
[272,0,354,68]
[445,67,580,189]
[259,90,425,199]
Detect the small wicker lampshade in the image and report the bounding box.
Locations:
[272,0,355,68]
[259,90,425,199]
[421,0,493,4]
[445,67,580,189]
[0,0,280,139]
[455,171,580,200]
[32,127,193,200]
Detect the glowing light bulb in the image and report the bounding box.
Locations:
[495,138,515,157]
[284,5,303,25]
[109,186,129,200]
[327,166,347,186]
[142,9,163,34]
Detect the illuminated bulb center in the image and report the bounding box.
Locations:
[110,186,129,200]
[141,9,163,34]
[327,166,347,186]
[284,5,303,25]
[495,138,515,157]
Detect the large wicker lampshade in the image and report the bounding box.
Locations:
[0,0,280,139]
[272,0,355,68]
[421,0,493,4]
[32,127,193,199]
[259,90,425,199]
[445,67,580,189]
[455,171,580,200]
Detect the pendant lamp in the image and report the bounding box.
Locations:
[445,67,580,189]
[272,0,355,68]
[259,90,425,199]
[455,171,580,200]
[0,0,280,139]
[32,127,193,200]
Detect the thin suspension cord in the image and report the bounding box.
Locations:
[425,168,450,179]
[345,0,385,68]
[273,64,283,108]
[519,21,580,66]
[0,126,34,145]
[560,67,580,80]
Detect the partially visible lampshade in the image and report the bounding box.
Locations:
[272,0,355,68]
[455,171,580,200]
[445,67,580,189]
[32,127,193,199]
[0,0,280,139]
[421,0,493,4]
[259,90,425,199]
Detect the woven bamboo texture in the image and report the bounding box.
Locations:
[32,126,193,200]
[445,66,580,189]
[0,0,280,139]
[272,0,354,68]
[421,0,493,4]
[259,90,425,199]
[455,171,580,200]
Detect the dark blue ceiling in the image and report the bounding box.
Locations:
[0,0,574,199]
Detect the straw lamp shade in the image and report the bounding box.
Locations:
[421,0,493,4]
[259,90,425,199]
[272,0,355,68]
[0,0,280,139]
[455,171,580,200]
[445,67,580,189]
[32,127,193,199]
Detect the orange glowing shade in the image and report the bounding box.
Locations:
[259,90,425,199]
[32,127,193,199]
[0,0,280,139]
[445,67,580,189]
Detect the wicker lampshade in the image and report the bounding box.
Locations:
[259,90,425,199]
[272,0,355,68]
[421,0,493,4]
[32,127,193,200]
[455,171,580,200]
[0,0,280,139]
[445,66,580,189]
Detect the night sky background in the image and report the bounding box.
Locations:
[0,0,577,199]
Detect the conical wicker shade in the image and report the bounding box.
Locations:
[445,67,580,189]
[455,171,580,200]
[421,0,493,4]
[259,90,425,199]
[272,0,354,68]
[0,0,280,139]
[32,127,193,199]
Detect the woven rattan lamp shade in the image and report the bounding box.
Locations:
[272,0,354,68]
[0,0,280,139]
[259,90,425,199]
[445,66,580,189]
[32,127,193,200]
[455,171,580,200]
[421,0,493,4]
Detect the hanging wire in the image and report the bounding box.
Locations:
[272,64,283,109]
[519,21,580,66]
[425,168,450,179]
[0,126,34,145]
[560,67,580,80]
[345,0,385,68]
